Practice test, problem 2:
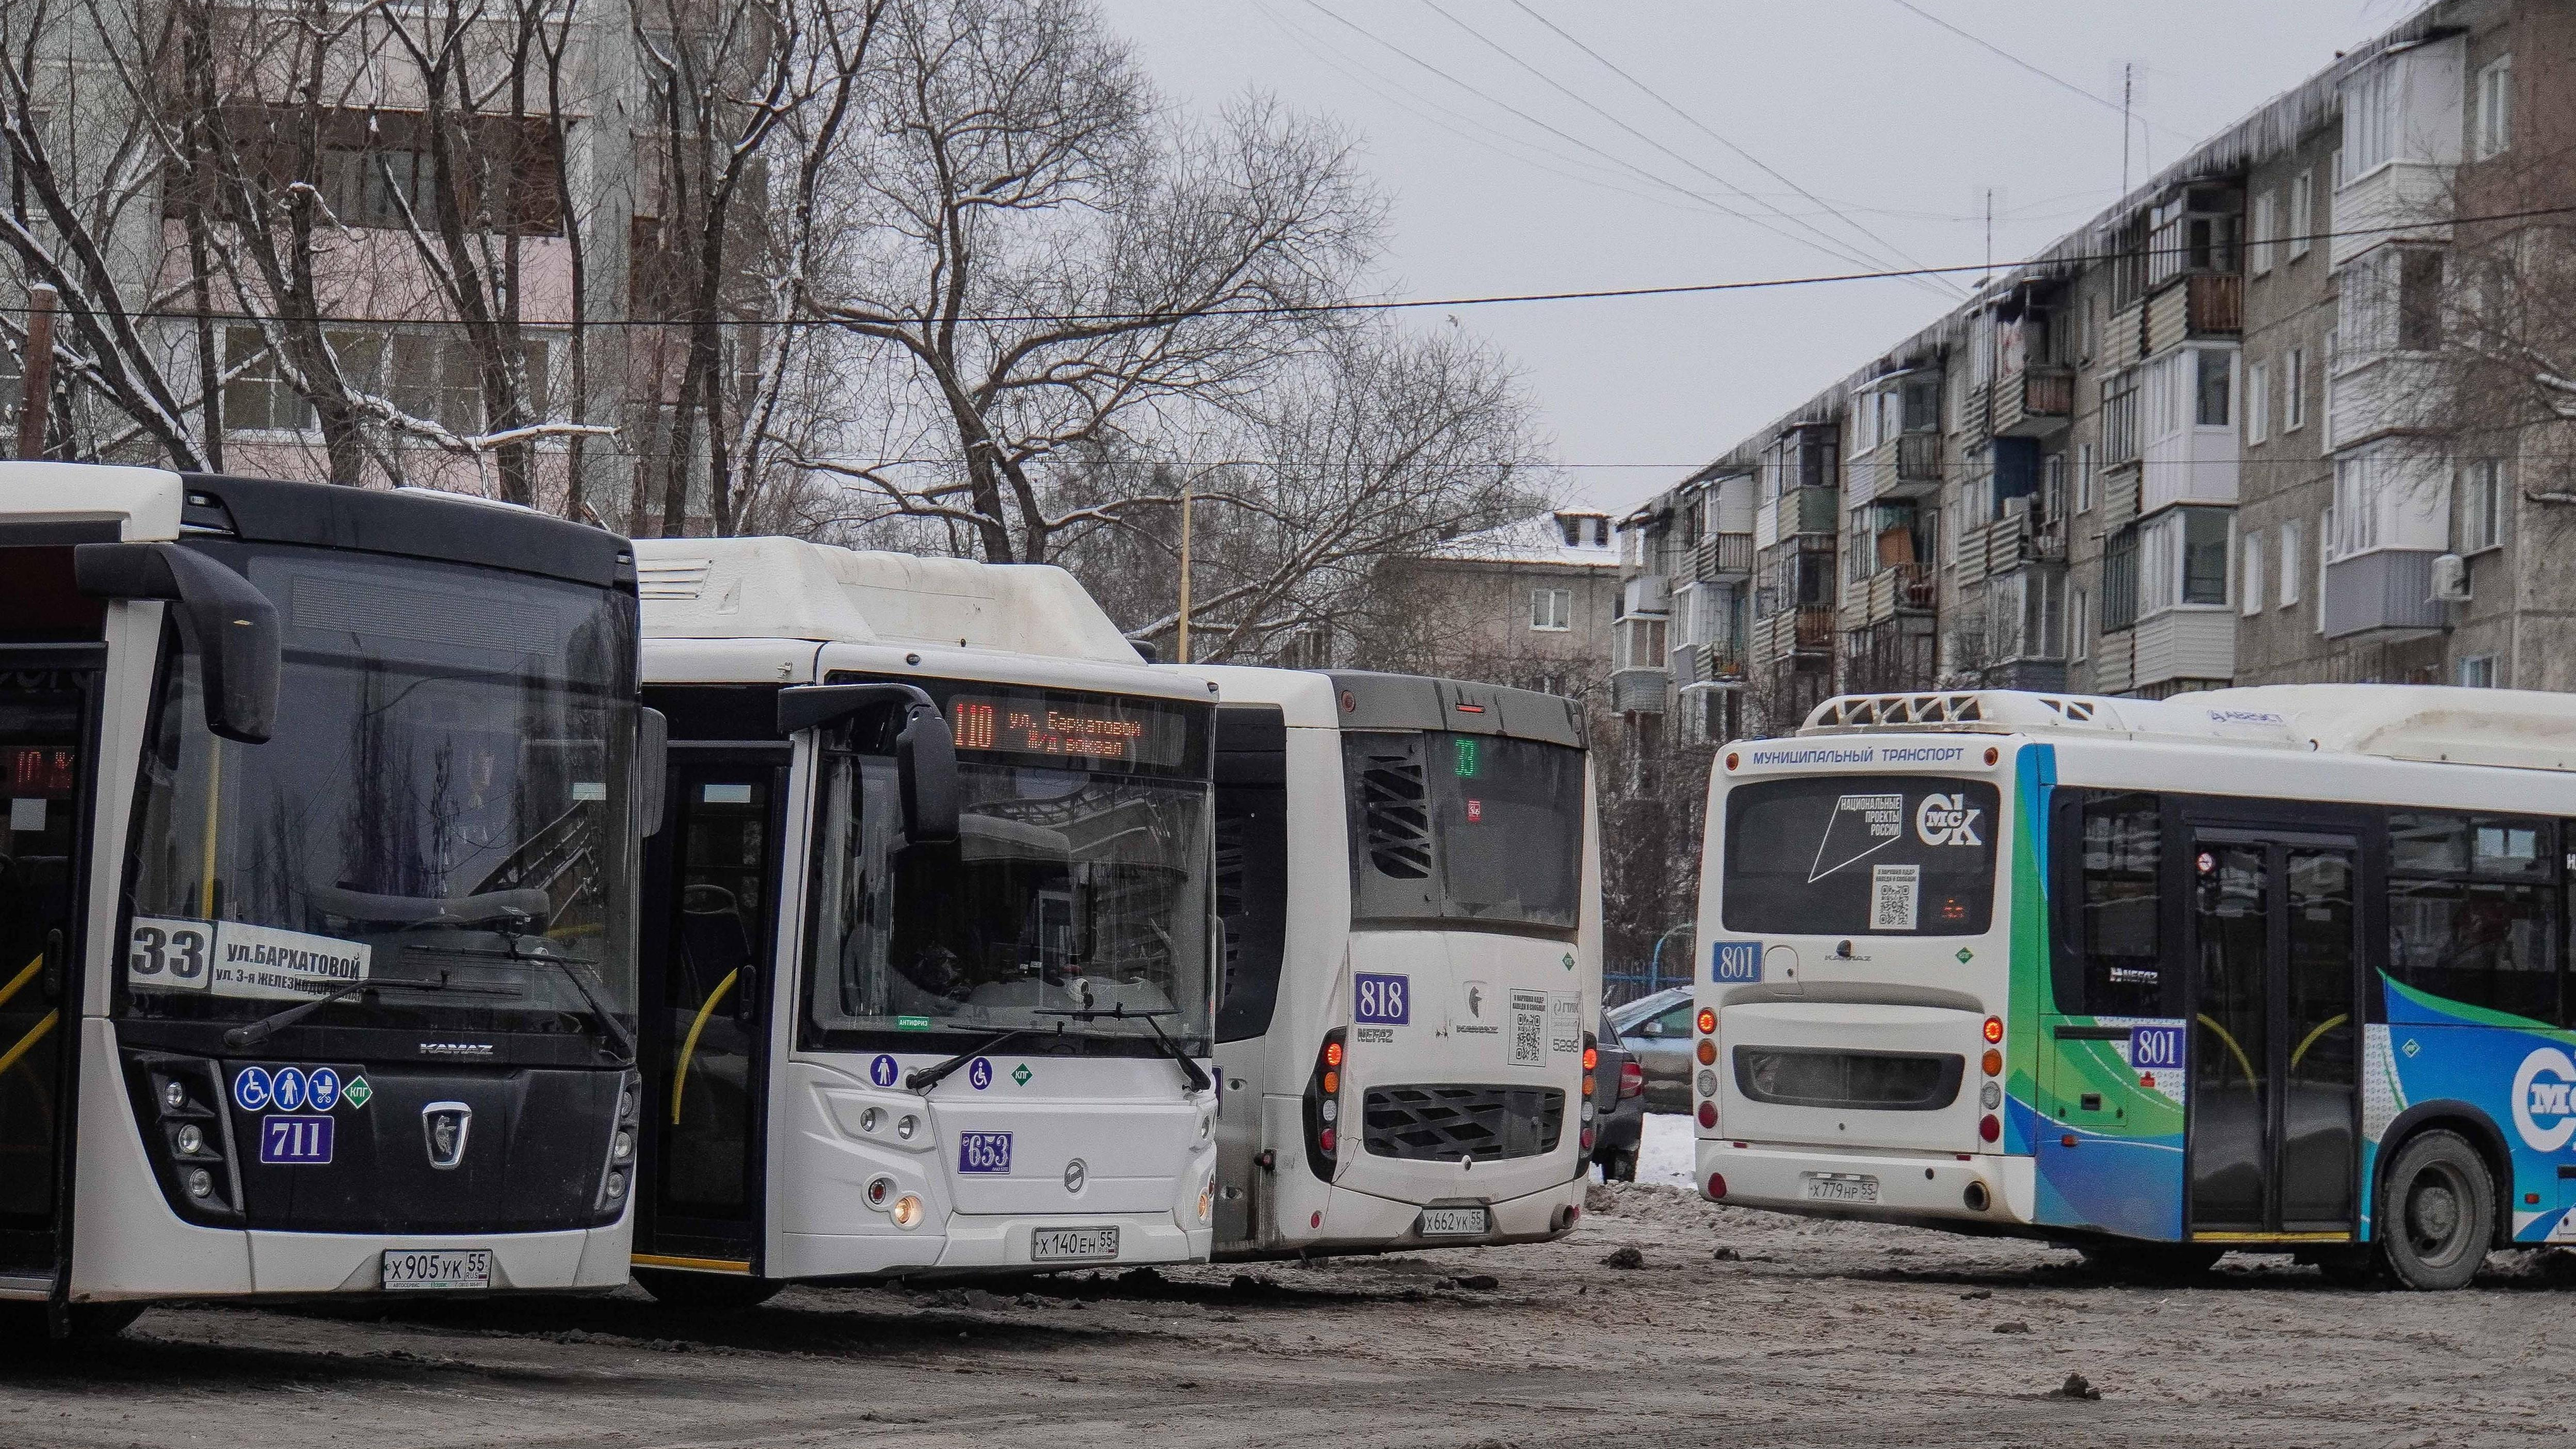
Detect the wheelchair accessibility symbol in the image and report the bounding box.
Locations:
[969,1058,993,1090]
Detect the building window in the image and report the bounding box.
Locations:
[2242,530,2264,615]
[1530,587,1572,631]
[2075,442,2096,513]
[2459,654,2497,688]
[2195,348,2233,428]
[1615,616,1667,670]
[2475,55,2513,161]
[2279,518,2303,607]
[2398,250,2444,352]
[2322,328,2339,448]
[2251,191,2278,275]
[2283,346,2307,431]
[2288,169,2314,260]
[220,326,310,433]
[2316,508,2331,632]
[2246,360,2269,444]
[2071,587,2089,662]
[2041,452,2066,525]
[2463,459,2504,553]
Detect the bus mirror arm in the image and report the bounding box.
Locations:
[637,707,668,839]
[775,684,959,844]
[74,542,279,744]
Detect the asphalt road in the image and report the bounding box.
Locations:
[3,1180,2570,1448]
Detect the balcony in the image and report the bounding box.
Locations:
[2321,549,2450,641]
[1859,562,1937,625]
[1991,367,2072,438]
[1621,573,1670,617]
[1781,485,1838,538]
[1694,532,1753,580]
[1754,604,1834,662]
[2146,273,2241,353]
[1952,511,2063,584]
[2332,160,2454,267]
[1895,431,1942,488]
[1610,666,1670,715]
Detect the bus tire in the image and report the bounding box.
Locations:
[634,1269,783,1311]
[2376,1129,2494,1291]
[2077,1242,2221,1282]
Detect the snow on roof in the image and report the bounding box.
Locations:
[634,536,1145,664]
[1423,510,1619,568]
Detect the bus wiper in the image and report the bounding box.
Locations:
[521,947,638,1066]
[220,972,469,1054]
[906,1026,1046,1092]
[223,977,378,1053]
[1033,1005,1212,1094]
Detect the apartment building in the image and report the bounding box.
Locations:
[1614,0,2575,742]
[1384,508,1622,697]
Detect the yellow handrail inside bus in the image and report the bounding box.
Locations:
[2290,1013,2350,1071]
[2195,1014,2259,1086]
[200,739,222,917]
[0,1010,59,1077]
[0,955,41,1013]
[670,969,740,1125]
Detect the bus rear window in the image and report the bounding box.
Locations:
[1345,732,1584,932]
[1722,775,1999,937]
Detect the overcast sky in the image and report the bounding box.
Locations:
[1092,0,2426,516]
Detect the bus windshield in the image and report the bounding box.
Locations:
[1722,774,1998,937]
[802,686,1214,1051]
[117,544,640,1037]
[1345,731,1584,932]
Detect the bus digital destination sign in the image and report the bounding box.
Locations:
[947,693,1186,767]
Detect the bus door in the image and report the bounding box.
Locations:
[2185,828,2362,1239]
[0,641,101,1290]
[636,748,788,1272]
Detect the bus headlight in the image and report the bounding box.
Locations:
[891,1194,925,1229]
[597,1069,641,1216]
[186,1168,215,1199]
[896,1114,918,1141]
[613,1129,635,1163]
[175,1123,206,1156]
[1196,1182,1214,1225]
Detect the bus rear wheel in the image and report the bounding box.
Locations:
[634,1269,783,1311]
[2377,1130,2494,1291]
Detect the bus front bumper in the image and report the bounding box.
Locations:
[1696,1138,2035,1229]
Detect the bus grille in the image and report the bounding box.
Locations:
[1361,1085,1565,1162]
[1732,1046,1963,1112]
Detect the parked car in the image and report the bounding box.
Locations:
[1589,1011,1647,1181]
[1608,985,1697,1114]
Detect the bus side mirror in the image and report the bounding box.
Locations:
[896,703,958,845]
[637,707,669,839]
[74,541,279,744]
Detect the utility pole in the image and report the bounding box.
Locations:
[1177,478,1194,665]
[18,283,54,459]
[2121,63,2134,196]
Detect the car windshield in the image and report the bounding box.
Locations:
[116,544,639,1036]
[1721,774,1998,937]
[802,684,1214,1051]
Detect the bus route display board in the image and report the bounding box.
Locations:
[946,693,1189,768]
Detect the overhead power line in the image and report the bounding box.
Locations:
[1499,0,1964,298]
[17,203,2576,330]
[1885,0,2197,144]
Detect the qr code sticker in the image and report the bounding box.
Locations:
[1872,863,1920,931]
[1510,989,1546,1067]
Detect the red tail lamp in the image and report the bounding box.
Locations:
[1696,1101,1717,1128]
[1706,1172,1728,1200]
[1582,1044,1599,1071]
[1982,1016,2005,1044]
[1978,1113,2001,1143]
[1696,1007,1717,1035]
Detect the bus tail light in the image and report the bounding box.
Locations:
[1978,1113,2001,1144]
[1982,1048,2003,1077]
[1696,1038,1716,1066]
[1583,1032,1598,1101]
[1696,1007,1716,1035]
[1697,1101,1717,1128]
[1982,1017,2004,1044]
[1302,1028,1346,1183]
[1706,1172,1728,1200]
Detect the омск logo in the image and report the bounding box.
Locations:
[1914,793,1982,847]
[2512,1046,2576,1151]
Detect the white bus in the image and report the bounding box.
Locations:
[1194,667,1599,1259]
[631,538,1219,1301]
[1697,686,2576,1289]
[2,465,647,1337]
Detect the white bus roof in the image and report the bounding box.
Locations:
[1800,685,2576,774]
[635,536,1145,665]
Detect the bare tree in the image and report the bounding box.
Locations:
[1049,324,1545,663]
[799,0,1378,563]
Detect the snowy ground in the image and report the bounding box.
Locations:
[12,1180,2576,1447]
[1637,1109,1697,1188]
